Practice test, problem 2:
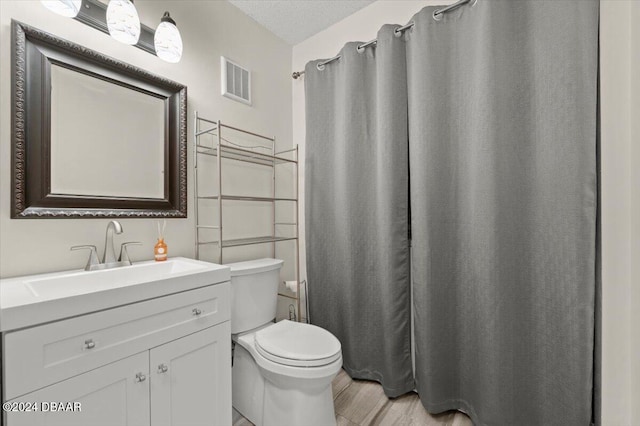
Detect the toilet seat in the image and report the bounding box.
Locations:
[254,320,341,367]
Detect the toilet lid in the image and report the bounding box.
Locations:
[255,320,342,367]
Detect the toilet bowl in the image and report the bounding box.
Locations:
[233,320,342,426]
[228,259,342,426]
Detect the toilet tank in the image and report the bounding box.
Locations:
[227,258,284,334]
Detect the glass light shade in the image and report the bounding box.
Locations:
[154,15,183,63]
[106,0,141,45]
[40,0,82,18]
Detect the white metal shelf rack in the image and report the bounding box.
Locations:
[193,112,302,320]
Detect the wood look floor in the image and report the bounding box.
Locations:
[234,369,473,426]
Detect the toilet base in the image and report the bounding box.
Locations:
[232,342,340,426]
[233,344,265,424]
[262,373,336,426]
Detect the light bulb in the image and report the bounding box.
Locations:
[106,0,141,45]
[41,0,82,18]
[154,12,183,63]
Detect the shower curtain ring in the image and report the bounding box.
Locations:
[394,21,414,37]
[316,55,341,71]
[433,0,478,21]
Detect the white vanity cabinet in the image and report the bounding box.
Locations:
[2,282,231,426]
[5,352,150,426]
[150,324,230,426]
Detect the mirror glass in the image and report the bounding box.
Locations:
[50,64,165,199]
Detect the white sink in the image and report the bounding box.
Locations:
[25,258,208,299]
[0,257,230,332]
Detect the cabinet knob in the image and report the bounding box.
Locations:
[157,364,169,374]
[192,308,202,316]
[135,373,146,382]
[84,339,96,349]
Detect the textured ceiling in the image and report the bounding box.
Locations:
[227,0,376,45]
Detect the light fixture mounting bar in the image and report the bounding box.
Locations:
[74,0,156,55]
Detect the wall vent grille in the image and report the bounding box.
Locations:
[221,56,251,105]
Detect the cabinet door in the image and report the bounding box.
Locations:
[5,352,149,426]
[150,323,231,426]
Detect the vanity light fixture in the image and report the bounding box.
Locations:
[106,0,141,45]
[40,0,82,18]
[154,12,183,63]
[40,0,181,64]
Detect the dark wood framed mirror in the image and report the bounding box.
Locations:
[11,20,187,218]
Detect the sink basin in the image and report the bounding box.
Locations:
[25,258,208,299]
[0,257,230,332]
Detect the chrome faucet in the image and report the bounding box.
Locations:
[103,220,123,265]
[71,220,142,271]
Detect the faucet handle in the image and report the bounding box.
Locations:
[71,245,100,271]
[119,242,142,265]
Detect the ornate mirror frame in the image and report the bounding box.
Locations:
[11,20,187,218]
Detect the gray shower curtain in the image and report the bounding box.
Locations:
[305,25,414,397]
[408,1,598,425]
[305,0,598,424]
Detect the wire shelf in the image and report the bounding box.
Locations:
[196,236,297,247]
[193,112,302,322]
[222,236,297,248]
[195,144,296,167]
[197,195,297,202]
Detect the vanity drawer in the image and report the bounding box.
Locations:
[3,283,230,400]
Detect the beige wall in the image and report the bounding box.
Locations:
[631,1,640,419]
[294,0,639,424]
[0,1,293,278]
[600,1,640,424]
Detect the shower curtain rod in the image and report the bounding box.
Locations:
[291,0,476,79]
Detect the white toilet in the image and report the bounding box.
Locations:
[228,258,343,426]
